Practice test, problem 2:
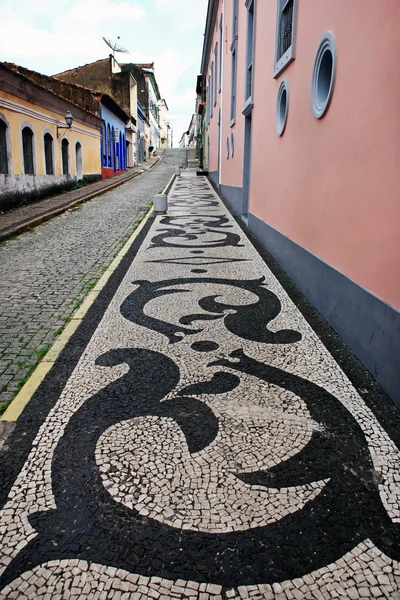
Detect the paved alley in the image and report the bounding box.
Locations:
[0,170,399,599]
[0,149,186,414]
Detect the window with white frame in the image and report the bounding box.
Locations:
[245,0,255,107]
[274,0,298,78]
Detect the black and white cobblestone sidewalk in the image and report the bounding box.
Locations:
[0,171,399,599]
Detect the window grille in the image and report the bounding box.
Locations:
[0,120,8,174]
[274,0,297,77]
[22,126,34,174]
[44,133,54,175]
[61,138,69,175]
[278,0,294,58]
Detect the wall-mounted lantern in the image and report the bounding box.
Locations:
[57,111,73,137]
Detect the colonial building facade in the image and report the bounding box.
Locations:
[99,99,128,179]
[120,62,169,158]
[6,63,129,181]
[123,63,163,153]
[0,62,102,211]
[200,0,400,405]
[54,56,138,169]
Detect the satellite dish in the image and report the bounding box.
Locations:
[102,36,129,56]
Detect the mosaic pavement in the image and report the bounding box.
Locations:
[0,172,399,599]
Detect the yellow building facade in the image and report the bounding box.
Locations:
[0,63,102,211]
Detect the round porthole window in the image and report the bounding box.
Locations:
[231,132,234,157]
[311,32,336,119]
[276,79,289,136]
[226,137,230,159]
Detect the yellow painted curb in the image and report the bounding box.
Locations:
[70,292,99,321]
[1,363,54,423]
[1,207,153,423]
[43,320,82,363]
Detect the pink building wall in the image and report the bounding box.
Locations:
[219,0,245,189]
[204,0,246,186]
[250,0,400,311]
[201,0,400,403]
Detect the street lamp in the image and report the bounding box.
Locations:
[57,111,73,137]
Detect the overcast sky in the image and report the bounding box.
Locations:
[0,0,208,146]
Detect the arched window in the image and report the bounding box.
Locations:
[44,133,54,175]
[0,119,8,174]
[75,141,82,180]
[22,126,34,174]
[61,138,69,175]
[107,124,111,166]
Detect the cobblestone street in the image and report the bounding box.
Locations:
[0,149,186,413]
[0,169,399,598]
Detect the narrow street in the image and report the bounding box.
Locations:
[0,149,186,415]
[0,168,399,599]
